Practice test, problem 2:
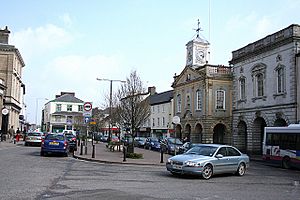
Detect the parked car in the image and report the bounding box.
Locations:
[65,133,77,152]
[161,137,183,154]
[178,142,202,154]
[144,137,161,151]
[134,137,146,148]
[40,134,69,157]
[111,135,120,142]
[100,135,108,142]
[166,144,249,179]
[25,132,44,146]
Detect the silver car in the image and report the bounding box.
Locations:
[25,132,44,146]
[166,144,249,179]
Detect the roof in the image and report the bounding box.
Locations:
[51,93,84,103]
[149,90,173,105]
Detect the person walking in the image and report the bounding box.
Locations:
[8,126,15,142]
[16,128,20,142]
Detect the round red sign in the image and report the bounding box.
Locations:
[83,102,92,111]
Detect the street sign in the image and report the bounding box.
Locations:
[84,116,91,124]
[83,102,92,111]
[2,108,9,115]
[83,102,92,117]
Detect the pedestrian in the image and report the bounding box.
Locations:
[8,126,15,142]
[16,128,20,142]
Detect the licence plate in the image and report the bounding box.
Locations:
[173,164,182,169]
[49,142,59,145]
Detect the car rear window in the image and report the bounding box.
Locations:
[28,132,43,136]
[46,134,65,140]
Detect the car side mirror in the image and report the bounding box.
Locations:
[215,154,223,159]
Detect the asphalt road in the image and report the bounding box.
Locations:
[1,144,300,200]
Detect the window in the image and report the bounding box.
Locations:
[257,73,264,97]
[177,94,181,113]
[152,118,155,127]
[216,90,225,110]
[157,105,160,113]
[67,105,72,111]
[239,78,246,100]
[276,67,285,93]
[186,94,191,110]
[227,147,241,156]
[162,117,165,127]
[196,90,201,110]
[217,147,227,156]
[78,105,83,112]
[56,104,61,112]
[152,106,155,113]
[157,118,160,127]
[162,105,165,113]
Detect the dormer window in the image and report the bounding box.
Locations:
[186,74,191,81]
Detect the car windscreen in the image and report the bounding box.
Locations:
[168,138,183,145]
[65,134,74,138]
[186,146,218,157]
[150,138,159,142]
[27,132,43,136]
[46,134,65,141]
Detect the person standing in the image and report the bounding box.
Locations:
[8,126,15,142]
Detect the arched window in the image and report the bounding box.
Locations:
[196,90,201,110]
[257,73,264,97]
[177,94,181,113]
[239,77,246,100]
[276,66,285,93]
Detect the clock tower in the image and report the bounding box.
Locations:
[186,20,210,67]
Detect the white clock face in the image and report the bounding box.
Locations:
[196,50,204,62]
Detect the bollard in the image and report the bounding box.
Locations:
[123,146,127,162]
[13,139,16,144]
[80,142,83,155]
[85,144,88,155]
[160,148,164,163]
[92,144,95,158]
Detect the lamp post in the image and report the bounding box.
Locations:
[96,78,125,142]
[35,98,48,127]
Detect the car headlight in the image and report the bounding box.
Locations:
[185,161,201,167]
[167,159,173,164]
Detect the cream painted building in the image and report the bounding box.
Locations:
[0,26,25,135]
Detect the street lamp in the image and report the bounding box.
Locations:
[96,78,126,142]
[35,98,48,126]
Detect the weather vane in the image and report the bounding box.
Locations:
[194,19,203,38]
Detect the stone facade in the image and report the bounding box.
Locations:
[0,26,25,135]
[172,33,233,144]
[230,24,300,154]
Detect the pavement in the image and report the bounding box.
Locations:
[73,141,172,166]
[0,140,263,166]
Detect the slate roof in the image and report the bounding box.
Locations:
[51,93,84,103]
[149,90,173,105]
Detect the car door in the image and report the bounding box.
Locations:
[226,147,242,172]
[214,147,231,173]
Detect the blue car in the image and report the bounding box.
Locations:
[144,137,161,151]
[40,134,69,157]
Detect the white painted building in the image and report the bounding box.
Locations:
[43,92,85,133]
[149,90,174,139]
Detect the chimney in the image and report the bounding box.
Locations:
[0,26,10,44]
[148,86,156,95]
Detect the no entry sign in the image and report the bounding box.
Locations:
[83,102,92,111]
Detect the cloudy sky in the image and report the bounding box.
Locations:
[1,0,300,124]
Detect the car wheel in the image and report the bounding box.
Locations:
[202,164,213,180]
[64,153,68,157]
[236,163,246,176]
[40,151,44,156]
[282,157,291,169]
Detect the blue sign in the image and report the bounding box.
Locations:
[84,116,91,124]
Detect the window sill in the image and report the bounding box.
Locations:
[252,96,267,102]
[273,92,286,99]
[237,99,247,103]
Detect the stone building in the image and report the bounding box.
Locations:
[172,29,233,144]
[230,24,300,154]
[0,26,25,135]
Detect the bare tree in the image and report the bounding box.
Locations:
[115,70,150,153]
